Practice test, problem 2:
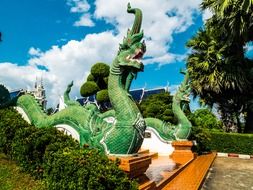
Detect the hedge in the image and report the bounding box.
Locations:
[0,107,137,189]
[208,132,253,155]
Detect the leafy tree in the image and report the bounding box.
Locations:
[139,92,177,124]
[188,108,223,154]
[0,84,11,107]
[202,0,253,42]
[80,62,110,110]
[189,109,223,130]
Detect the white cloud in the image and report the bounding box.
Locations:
[68,0,90,13]
[202,9,213,22]
[73,13,95,27]
[67,0,95,27]
[28,47,43,57]
[1,32,119,107]
[1,0,203,107]
[94,0,201,65]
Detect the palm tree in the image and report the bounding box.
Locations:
[186,28,249,131]
[187,0,253,132]
[202,0,253,42]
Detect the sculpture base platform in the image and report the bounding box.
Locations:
[170,141,196,164]
[109,154,152,178]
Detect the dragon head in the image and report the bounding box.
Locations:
[111,3,146,91]
[174,70,191,103]
[118,3,146,73]
[118,38,146,73]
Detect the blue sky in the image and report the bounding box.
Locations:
[0,0,208,107]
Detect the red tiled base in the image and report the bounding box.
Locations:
[109,154,152,178]
[170,141,196,165]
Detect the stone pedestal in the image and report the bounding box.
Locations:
[170,141,196,165]
[109,154,152,178]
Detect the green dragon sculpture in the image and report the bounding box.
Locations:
[16,3,146,155]
[15,3,191,155]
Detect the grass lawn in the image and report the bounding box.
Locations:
[0,153,45,190]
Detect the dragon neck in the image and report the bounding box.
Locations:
[108,60,140,123]
[172,72,192,139]
[172,95,189,126]
[172,94,191,139]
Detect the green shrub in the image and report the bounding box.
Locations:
[189,126,211,154]
[87,74,95,81]
[208,132,253,155]
[44,148,137,190]
[0,107,31,156]
[188,108,223,154]
[11,127,79,179]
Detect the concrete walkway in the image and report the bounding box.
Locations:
[201,157,253,190]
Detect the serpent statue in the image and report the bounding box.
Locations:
[14,3,191,155]
[16,3,146,155]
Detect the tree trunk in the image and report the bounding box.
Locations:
[245,109,253,133]
[236,114,242,133]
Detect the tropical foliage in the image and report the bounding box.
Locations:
[187,0,253,132]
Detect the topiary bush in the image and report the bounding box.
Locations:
[91,62,110,78]
[80,81,99,97]
[80,62,110,110]
[96,89,109,103]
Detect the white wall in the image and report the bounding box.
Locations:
[141,127,174,156]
